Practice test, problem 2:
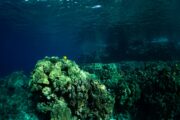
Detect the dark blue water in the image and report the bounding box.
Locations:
[1,0,180,76]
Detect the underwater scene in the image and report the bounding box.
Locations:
[0,0,180,120]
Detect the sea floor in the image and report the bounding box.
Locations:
[0,61,180,120]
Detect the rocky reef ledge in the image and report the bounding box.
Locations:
[0,57,180,120]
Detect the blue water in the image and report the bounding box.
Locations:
[0,0,180,76]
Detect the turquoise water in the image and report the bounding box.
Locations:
[0,0,180,75]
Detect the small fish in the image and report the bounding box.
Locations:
[63,56,68,60]
[91,5,102,9]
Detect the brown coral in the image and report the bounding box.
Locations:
[29,56,114,120]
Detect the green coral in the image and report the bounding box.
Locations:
[122,62,180,120]
[0,72,38,120]
[81,62,141,119]
[82,63,122,92]
[29,56,114,120]
[116,80,141,109]
[1,60,180,120]
[37,98,72,120]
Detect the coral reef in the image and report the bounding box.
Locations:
[82,63,141,119]
[134,62,180,120]
[29,56,114,120]
[82,63,122,92]
[1,59,180,120]
[115,79,141,111]
[0,72,38,120]
[82,62,180,120]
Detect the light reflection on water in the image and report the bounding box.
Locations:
[1,0,179,34]
[0,0,180,73]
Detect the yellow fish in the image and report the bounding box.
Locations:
[63,56,68,60]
